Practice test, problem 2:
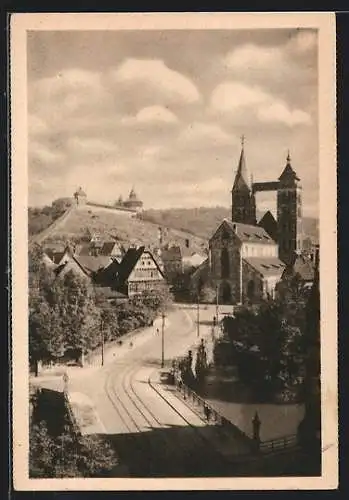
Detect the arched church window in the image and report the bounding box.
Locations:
[221,248,230,279]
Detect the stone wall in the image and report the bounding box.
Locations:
[209,229,242,304]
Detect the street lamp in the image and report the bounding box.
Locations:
[197,294,200,337]
[215,283,219,333]
[161,312,165,368]
[101,315,105,367]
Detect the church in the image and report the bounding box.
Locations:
[207,137,304,304]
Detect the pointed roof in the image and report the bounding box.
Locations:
[258,210,278,241]
[74,186,87,197]
[128,186,139,200]
[278,151,300,182]
[232,136,250,191]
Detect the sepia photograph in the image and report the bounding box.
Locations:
[11,12,337,490]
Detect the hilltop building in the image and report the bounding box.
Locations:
[73,187,87,206]
[203,137,315,304]
[122,187,144,212]
[72,186,144,214]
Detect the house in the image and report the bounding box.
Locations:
[99,241,125,261]
[73,255,112,278]
[281,252,316,288]
[54,255,91,280]
[45,245,72,266]
[182,248,207,270]
[105,246,168,297]
[209,219,285,304]
[161,244,183,280]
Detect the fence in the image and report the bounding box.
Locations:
[174,377,253,452]
[173,375,299,457]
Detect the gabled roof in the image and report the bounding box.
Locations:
[243,257,285,277]
[99,241,122,256]
[46,250,66,264]
[258,210,278,241]
[211,219,276,245]
[74,244,91,256]
[73,255,112,275]
[116,246,145,283]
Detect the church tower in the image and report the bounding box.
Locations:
[231,137,256,225]
[277,152,303,265]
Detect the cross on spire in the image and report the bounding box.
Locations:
[241,134,245,148]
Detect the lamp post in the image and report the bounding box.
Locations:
[161,312,165,368]
[101,315,105,367]
[216,283,219,327]
[197,294,200,337]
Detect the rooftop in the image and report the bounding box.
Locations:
[243,257,285,277]
[223,219,276,244]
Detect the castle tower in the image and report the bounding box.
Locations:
[277,152,303,265]
[231,136,256,225]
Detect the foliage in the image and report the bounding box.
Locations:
[29,246,102,367]
[29,420,117,478]
[199,285,217,304]
[29,244,174,370]
[221,288,308,401]
[28,198,73,236]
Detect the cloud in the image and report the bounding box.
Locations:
[29,141,65,165]
[122,105,179,126]
[287,30,317,54]
[111,58,201,104]
[210,81,312,127]
[179,122,232,146]
[224,44,283,73]
[67,137,118,155]
[257,102,312,126]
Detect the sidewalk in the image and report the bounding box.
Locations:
[67,391,106,435]
[149,370,253,461]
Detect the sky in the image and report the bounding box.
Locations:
[27,28,318,217]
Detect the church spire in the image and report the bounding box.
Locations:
[231,135,256,225]
[233,135,249,190]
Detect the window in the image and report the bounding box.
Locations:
[221,248,230,279]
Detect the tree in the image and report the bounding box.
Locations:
[199,285,216,304]
[29,421,56,477]
[30,421,118,478]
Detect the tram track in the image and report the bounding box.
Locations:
[101,305,236,476]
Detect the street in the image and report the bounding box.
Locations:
[67,303,246,477]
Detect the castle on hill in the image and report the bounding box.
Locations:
[73,186,144,213]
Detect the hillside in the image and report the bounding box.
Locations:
[40,205,208,254]
[140,207,319,242]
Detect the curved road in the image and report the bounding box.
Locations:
[69,304,244,477]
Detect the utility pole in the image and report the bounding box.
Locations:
[161,312,165,368]
[197,294,200,337]
[216,283,219,325]
[101,316,104,367]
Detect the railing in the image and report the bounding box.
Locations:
[174,377,253,452]
[259,434,298,454]
[172,375,299,457]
